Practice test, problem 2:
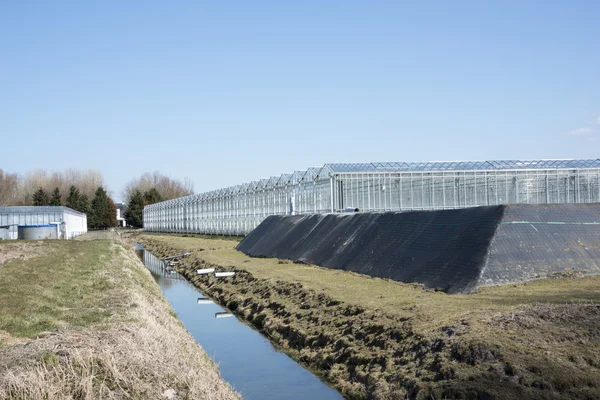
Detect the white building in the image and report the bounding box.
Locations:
[0,206,87,240]
[116,203,127,227]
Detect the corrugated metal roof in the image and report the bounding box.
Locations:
[0,206,86,216]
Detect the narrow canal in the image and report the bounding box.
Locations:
[136,245,342,400]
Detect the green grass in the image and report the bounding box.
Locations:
[136,233,600,399]
[135,234,600,330]
[0,237,240,400]
[0,240,117,338]
[139,231,243,242]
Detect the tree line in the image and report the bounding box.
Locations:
[0,168,116,229]
[0,168,194,229]
[29,185,117,230]
[0,168,103,206]
[123,172,193,228]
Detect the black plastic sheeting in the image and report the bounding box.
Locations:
[237,204,600,294]
[238,206,505,293]
[481,204,600,287]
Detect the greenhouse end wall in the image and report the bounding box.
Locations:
[143,160,600,236]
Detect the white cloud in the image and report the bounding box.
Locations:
[568,127,594,136]
[596,116,600,125]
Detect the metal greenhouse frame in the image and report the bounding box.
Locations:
[143,159,600,236]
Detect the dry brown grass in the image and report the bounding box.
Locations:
[0,239,238,400]
[0,240,47,266]
[134,233,600,400]
[74,230,120,241]
[133,234,600,329]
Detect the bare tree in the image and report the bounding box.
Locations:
[0,169,18,206]
[1,168,105,206]
[122,172,194,204]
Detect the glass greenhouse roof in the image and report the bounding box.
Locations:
[145,159,600,208]
[323,159,600,174]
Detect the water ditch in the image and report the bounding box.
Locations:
[135,245,342,400]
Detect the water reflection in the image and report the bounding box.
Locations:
[140,249,188,281]
[136,246,342,400]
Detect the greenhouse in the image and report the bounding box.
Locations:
[143,159,600,236]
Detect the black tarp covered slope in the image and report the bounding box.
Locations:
[481,204,600,287]
[237,204,600,293]
[238,206,506,293]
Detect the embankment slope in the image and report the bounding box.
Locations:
[136,233,600,400]
[238,204,600,293]
[0,238,238,400]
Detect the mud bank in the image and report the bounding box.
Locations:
[136,236,600,400]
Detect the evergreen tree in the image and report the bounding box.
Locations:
[125,190,144,228]
[78,194,90,215]
[65,186,80,210]
[90,186,117,229]
[105,198,118,228]
[32,188,50,206]
[50,187,62,206]
[143,187,162,205]
[90,187,106,229]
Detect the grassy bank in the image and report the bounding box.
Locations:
[0,237,238,400]
[134,233,600,400]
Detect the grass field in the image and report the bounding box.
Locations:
[0,236,238,400]
[135,233,600,400]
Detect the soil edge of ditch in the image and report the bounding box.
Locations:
[136,237,597,400]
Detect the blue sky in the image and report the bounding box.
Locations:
[1,1,599,200]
